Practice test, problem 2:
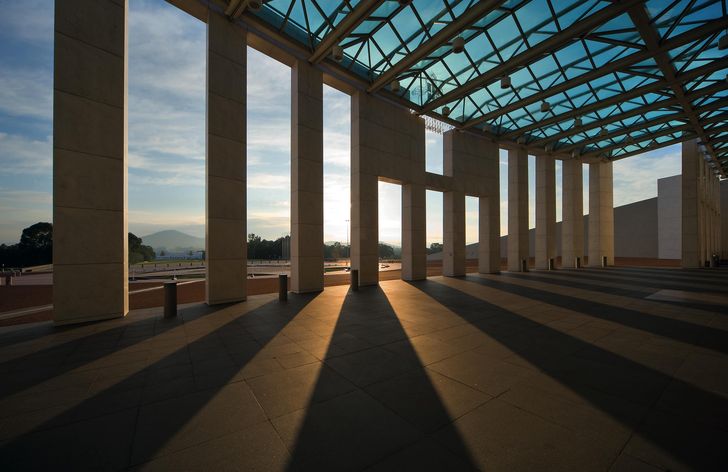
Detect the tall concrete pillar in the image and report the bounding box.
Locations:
[535,156,556,269]
[507,149,529,271]
[53,0,128,324]
[443,191,466,276]
[682,139,702,268]
[562,159,584,268]
[588,161,614,267]
[291,60,323,292]
[206,12,247,304]
[401,118,426,282]
[443,132,465,277]
[351,93,380,286]
[402,182,426,281]
[479,141,501,274]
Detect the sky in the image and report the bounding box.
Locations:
[0,0,683,247]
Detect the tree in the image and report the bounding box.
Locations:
[128,232,155,264]
[0,222,53,267]
[378,243,395,259]
[427,242,443,255]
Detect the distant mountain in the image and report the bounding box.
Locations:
[141,230,205,253]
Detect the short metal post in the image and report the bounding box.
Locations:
[278,274,288,302]
[575,256,581,268]
[548,258,554,270]
[164,281,177,318]
[602,255,607,267]
[5,274,12,286]
[521,258,528,272]
[351,269,359,291]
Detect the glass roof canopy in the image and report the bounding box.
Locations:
[232,0,728,175]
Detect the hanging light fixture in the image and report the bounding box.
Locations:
[500,76,511,89]
[331,45,344,62]
[571,149,580,159]
[573,117,582,127]
[452,37,465,54]
[391,80,400,93]
[247,0,263,11]
[540,101,550,113]
[442,106,451,117]
[719,32,728,50]
[516,136,527,145]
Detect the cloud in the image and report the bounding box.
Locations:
[0,132,51,174]
[613,145,681,207]
[0,67,52,121]
[0,0,53,44]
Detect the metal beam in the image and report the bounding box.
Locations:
[459,19,727,129]
[501,60,727,141]
[609,135,695,161]
[421,0,644,113]
[532,91,728,149]
[581,123,693,158]
[366,0,505,93]
[308,0,385,64]
[628,5,725,177]
[558,111,728,154]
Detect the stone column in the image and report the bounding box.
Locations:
[291,59,323,292]
[682,139,702,268]
[402,182,426,280]
[535,156,556,269]
[443,191,466,276]
[562,159,584,268]
[53,0,128,324]
[351,92,379,286]
[401,117,426,281]
[588,161,614,267]
[443,132,465,277]
[507,149,529,271]
[206,12,247,304]
[479,141,501,274]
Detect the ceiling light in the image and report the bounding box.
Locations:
[331,45,344,62]
[442,106,451,117]
[573,117,582,127]
[516,136,527,145]
[571,150,580,159]
[391,80,400,93]
[452,37,465,54]
[247,0,263,11]
[500,76,511,89]
[540,101,550,113]
[719,33,728,50]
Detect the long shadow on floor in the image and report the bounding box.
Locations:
[568,267,728,293]
[609,267,728,283]
[283,286,479,471]
[465,274,728,355]
[408,278,728,470]
[0,294,318,470]
[503,271,728,315]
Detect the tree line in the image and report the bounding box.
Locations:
[0,222,156,268]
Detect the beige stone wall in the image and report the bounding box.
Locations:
[442,130,501,275]
[507,149,529,271]
[535,156,556,269]
[562,159,585,268]
[291,60,324,293]
[588,161,614,267]
[205,11,247,304]
[351,92,425,286]
[53,0,129,324]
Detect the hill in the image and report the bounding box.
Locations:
[141,230,205,253]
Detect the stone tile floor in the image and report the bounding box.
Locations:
[0,267,727,471]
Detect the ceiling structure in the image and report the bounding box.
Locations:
[223,0,728,176]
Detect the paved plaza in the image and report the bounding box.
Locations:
[1,267,726,470]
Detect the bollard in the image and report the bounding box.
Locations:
[278,274,288,302]
[602,255,608,267]
[4,274,11,286]
[164,281,177,318]
[351,269,359,292]
[548,258,554,271]
[575,257,581,268]
[521,258,528,272]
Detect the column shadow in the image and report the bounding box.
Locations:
[284,286,479,471]
[0,294,318,470]
[572,267,728,293]
[407,278,728,470]
[465,274,728,354]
